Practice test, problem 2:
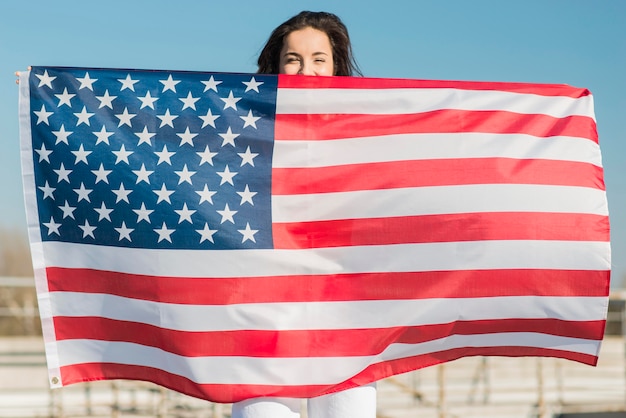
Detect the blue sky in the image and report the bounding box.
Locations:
[1,0,624,285]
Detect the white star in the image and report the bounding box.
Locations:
[154,222,175,243]
[237,184,257,206]
[176,127,198,146]
[133,163,154,184]
[217,203,237,224]
[79,220,96,239]
[96,90,117,109]
[196,184,217,204]
[175,203,196,224]
[94,202,114,221]
[115,107,136,127]
[34,105,53,125]
[35,70,56,89]
[135,126,156,146]
[43,217,61,236]
[115,221,134,242]
[159,74,180,93]
[154,184,174,204]
[197,145,218,166]
[240,109,261,129]
[72,144,92,165]
[238,146,258,167]
[38,181,55,200]
[243,77,264,93]
[196,223,218,243]
[138,91,158,109]
[76,72,97,90]
[94,126,114,145]
[155,145,175,165]
[175,164,196,185]
[199,108,220,128]
[55,88,75,107]
[52,124,72,145]
[220,90,241,110]
[157,109,178,128]
[201,76,222,92]
[35,143,53,163]
[54,163,72,183]
[74,106,94,126]
[218,127,240,147]
[238,222,258,243]
[91,163,112,184]
[133,202,154,223]
[59,200,76,219]
[179,92,200,110]
[217,165,237,186]
[74,182,93,203]
[118,74,139,92]
[112,183,132,203]
[113,144,133,164]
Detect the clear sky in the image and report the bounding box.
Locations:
[1,0,624,285]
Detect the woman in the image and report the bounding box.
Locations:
[231,11,374,418]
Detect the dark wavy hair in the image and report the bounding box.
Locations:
[257,11,361,76]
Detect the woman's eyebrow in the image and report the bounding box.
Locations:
[283,51,329,58]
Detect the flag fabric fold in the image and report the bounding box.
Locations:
[18,66,610,403]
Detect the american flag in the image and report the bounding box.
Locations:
[19,66,610,402]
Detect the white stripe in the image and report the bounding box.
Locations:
[379,332,600,360]
[276,88,595,119]
[41,240,611,278]
[50,294,608,331]
[272,184,609,222]
[55,333,600,385]
[273,133,602,168]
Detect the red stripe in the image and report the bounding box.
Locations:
[46,267,610,304]
[277,74,592,98]
[272,212,610,249]
[274,111,598,141]
[272,159,605,195]
[59,344,598,403]
[60,362,329,403]
[53,316,605,358]
[355,347,598,391]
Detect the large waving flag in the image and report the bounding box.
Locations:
[19,67,610,402]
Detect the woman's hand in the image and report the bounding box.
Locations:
[15,66,31,84]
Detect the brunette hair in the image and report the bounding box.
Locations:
[257,11,361,76]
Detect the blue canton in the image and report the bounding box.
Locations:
[29,67,277,250]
